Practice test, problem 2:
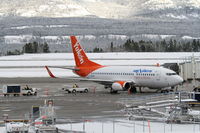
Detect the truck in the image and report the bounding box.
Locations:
[5,122,29,133]
[62,85,89,93]
[21,85,37,96]
[3,85,21,96]
[2,85,37,96]
[64,87,89,93]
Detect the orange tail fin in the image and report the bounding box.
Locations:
[70,36,102,68]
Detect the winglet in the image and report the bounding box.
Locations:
[45,66,56,78]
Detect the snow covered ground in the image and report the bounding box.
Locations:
[0,119,200,133]
[56,120,200,133]
[0,52,200,77]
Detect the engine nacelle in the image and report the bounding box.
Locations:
[111,81,131,91]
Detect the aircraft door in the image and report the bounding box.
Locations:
[155,70,160,81]
[156,70,169,87]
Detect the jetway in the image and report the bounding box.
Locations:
[179,61,200,81]
[162,55,200,82]
[179,56,200,81]
[120,92,200,123]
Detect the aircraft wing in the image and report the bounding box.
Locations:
[44,66,135,85]
[45,66,80,78]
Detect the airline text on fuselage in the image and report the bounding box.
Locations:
[133,69,152,73]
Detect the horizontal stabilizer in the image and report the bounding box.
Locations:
[47,66,80,71]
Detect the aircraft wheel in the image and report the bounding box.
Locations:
[110,90,118,94]
[72,89,76,93]
[130,87,137,93]
[84,89,88,93]
[161,90,169,93]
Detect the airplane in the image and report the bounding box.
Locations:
[45,36,183,94]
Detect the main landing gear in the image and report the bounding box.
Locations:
[110,89,118,94]
[128,86,137,94]
[160,89,174,93]
[108,86,137,94]
[159,87,174,93]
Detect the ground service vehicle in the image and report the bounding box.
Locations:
[3,85,21,96]
[2,85,37,96]
[62,87,89,93]
[5,122,29,133]
[22,86,37,96]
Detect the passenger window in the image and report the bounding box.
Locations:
[166,73,177,76]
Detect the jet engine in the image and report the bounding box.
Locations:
[111,81,131,91]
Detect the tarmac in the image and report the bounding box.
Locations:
[0,78,196,122]
[0,78,145,122]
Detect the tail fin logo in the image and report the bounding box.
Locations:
[74,42,84,64]
[71,36,102,69]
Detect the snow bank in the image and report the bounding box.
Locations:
[0,52,199,78]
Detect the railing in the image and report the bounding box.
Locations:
[119,92,192,108]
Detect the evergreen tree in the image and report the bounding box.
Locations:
[23,42,50,53]
[6,49,21,55]
[122,38,198,52]
[173,40,177,52]
[124,39,132,52]
[160,39,167,52]
[140,44,146,52]
[110,42,114,52]
[93,47,103,53]
[197,40,200,51]
[33,42,38,53]
[43,42,50,53]
[192,39,198,52]
[155,41,161,52]
[167,39,174,52]
[182,42,192,52]
[132,42,140,52]
[23,43,33,53]
[146,43,155,52]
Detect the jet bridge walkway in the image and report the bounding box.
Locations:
[119,92,200,123]
[118,92,180,108]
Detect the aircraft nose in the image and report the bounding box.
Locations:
[177,76,184,84]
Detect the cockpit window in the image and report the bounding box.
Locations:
[166,73,177,76]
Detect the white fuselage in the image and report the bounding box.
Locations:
[86,66,183,89]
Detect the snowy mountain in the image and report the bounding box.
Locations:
[142,0,200,10]
[0,0,200,19]
[0,0,91,17]
[137,0,200,19]
[1,0,200,54]
[0,0,131,18]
